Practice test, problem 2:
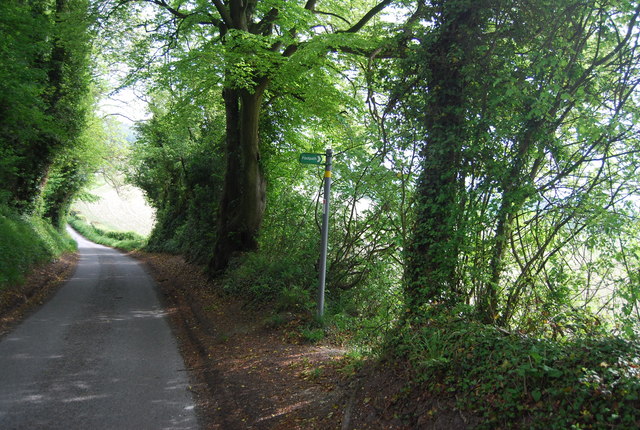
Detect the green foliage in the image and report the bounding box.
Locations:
[0,205,75,289]
[0,0,95,215]
[41,107,110,228]
[393,315,640,428]
[251,94,414,343]
[337,349,366,377]
[68,213,145,251]
[276,285,314,313]
[394,0,640,332]
[0,0,50,149]
[223,251,316,306]
[300,326,325,343]
[129,93,224,264]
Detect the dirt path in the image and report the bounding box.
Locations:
[134,251,351,429]
[132,253,472,430]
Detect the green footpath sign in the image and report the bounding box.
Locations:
[299,153,324,165]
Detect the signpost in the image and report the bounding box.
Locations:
[299,149,332,318]
[299,153,324,165]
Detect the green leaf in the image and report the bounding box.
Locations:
[531,390,542,402]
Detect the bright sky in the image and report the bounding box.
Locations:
[98,86,150,124]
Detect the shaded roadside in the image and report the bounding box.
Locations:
[0,252,78,337]
[132,251,350,429]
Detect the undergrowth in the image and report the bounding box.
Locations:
[222,250,402,350]
[68,213,146,251]
[0,205,75,289]
[391,310,640,429]
[222,251,316,309]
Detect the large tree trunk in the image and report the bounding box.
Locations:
[209,87,267,274]
[403,1,484,314]
[12,155,53,212]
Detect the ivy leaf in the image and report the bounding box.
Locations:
[531,389,542,402]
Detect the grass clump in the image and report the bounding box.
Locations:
[68,213,146,251]
[391,310,640,429]
[300,326,325,343]
[0,205,75,289]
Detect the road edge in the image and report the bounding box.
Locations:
[0,252,79,338]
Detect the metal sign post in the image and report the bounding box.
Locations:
[317,148,332,318]
[298,149,332,319]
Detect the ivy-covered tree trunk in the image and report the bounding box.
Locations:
[43,163,84,228]
[403,0,640,327]
[12,153,54,212]
[10,0,69,211]
[404,0,485,314]
[7,0,90,214]
[210,86,267,273]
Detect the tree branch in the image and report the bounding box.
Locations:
[314,9,351,26]
[330,44,403,59]
[146,0,188,19]
[251,7,278,35]
[340,0,393,33]
[144,0,221,26]
[210,0,233,27]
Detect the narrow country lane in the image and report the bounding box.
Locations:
[0,227,199,429]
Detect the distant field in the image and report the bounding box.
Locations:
[71,181,155,237]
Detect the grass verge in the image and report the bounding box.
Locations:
[0,205,76,289]
[68,213,146,251]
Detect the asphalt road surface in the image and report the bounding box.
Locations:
[0,227,199,429]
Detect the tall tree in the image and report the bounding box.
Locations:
[403,0,488,312]
[108,0,395,273]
